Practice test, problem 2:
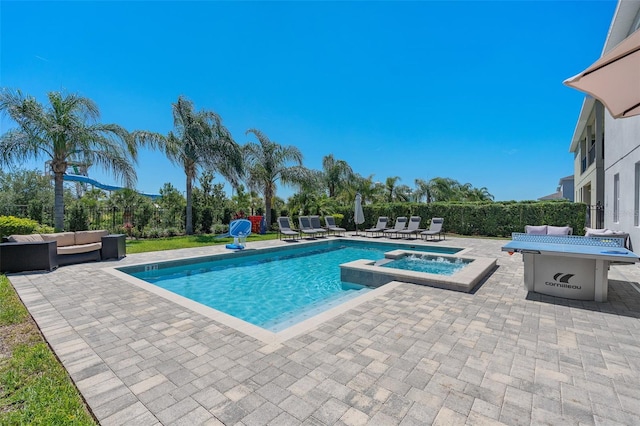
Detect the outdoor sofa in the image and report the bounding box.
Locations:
[585,227,632,250]
[524,225,573,235]
[0,230,126,273]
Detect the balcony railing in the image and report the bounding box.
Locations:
[588,145,596,166]
[581,157,587,174]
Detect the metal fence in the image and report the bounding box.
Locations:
[3,205,185,234]
[585,204,604,229]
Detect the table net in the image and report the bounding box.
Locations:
[511,233,625,248]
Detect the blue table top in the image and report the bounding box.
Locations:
[501,233,639,262]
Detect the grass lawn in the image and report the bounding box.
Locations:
[0,275,96,425]
[125,231,280,253]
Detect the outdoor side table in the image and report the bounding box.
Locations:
[101,234,126,260]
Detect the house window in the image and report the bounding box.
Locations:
[614,173,620,223]
[636,164,640,226]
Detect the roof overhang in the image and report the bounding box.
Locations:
[569,97,596,153]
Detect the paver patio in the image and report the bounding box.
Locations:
[6,236,640,425]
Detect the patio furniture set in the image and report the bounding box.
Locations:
[0,230,126,273]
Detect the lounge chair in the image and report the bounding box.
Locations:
[277,217,300,240]
[420,218,445,241]
[309,215,328,237]
[324,216,346,236]
[365,216,389,237]
[397,216,423,239]
[298,216,319,238]
[383,216,408,238]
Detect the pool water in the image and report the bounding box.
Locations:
[123,241,461,331]
[382,254,471,276]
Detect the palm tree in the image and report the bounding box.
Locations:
[243,129,306,227]
[0,90,136,230]
[427,177,462,202]
[164,96,243,234]
[414,178,433,203]
[384,176,403,202]
[395,184,412,202]
[345,174,380,205]
[466,186,495,201]
[322,154,354,198]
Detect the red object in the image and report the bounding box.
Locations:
[248,216,262,233]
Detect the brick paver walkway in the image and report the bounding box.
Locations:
[7,236,640,425]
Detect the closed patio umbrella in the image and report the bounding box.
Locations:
[564,28,640,119]
[354,193,365,236]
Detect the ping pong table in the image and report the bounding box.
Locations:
[502,233,639,302]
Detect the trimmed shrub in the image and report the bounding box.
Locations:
[0,215,39,237]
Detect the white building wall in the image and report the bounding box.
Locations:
[604,113,640,248]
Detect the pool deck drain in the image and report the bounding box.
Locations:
[6,235,640,425]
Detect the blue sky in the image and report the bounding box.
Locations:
[1,1,617,201]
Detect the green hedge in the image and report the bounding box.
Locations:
[331,201,586,237]
[0,216,40,238]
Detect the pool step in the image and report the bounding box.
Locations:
[262,288,370,332]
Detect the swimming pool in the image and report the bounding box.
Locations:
[118,240,461,332]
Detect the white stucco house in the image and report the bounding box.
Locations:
[569,0,640,246]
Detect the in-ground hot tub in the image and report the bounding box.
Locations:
[340,249,497,293]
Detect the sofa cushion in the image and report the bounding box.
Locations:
[547,225,572,236]
[7,234,45,243]
[586,227,614,237]
[41,232,76,247]
[525,225,547,235]
[57,242,102,255]
[75,230,109,245]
